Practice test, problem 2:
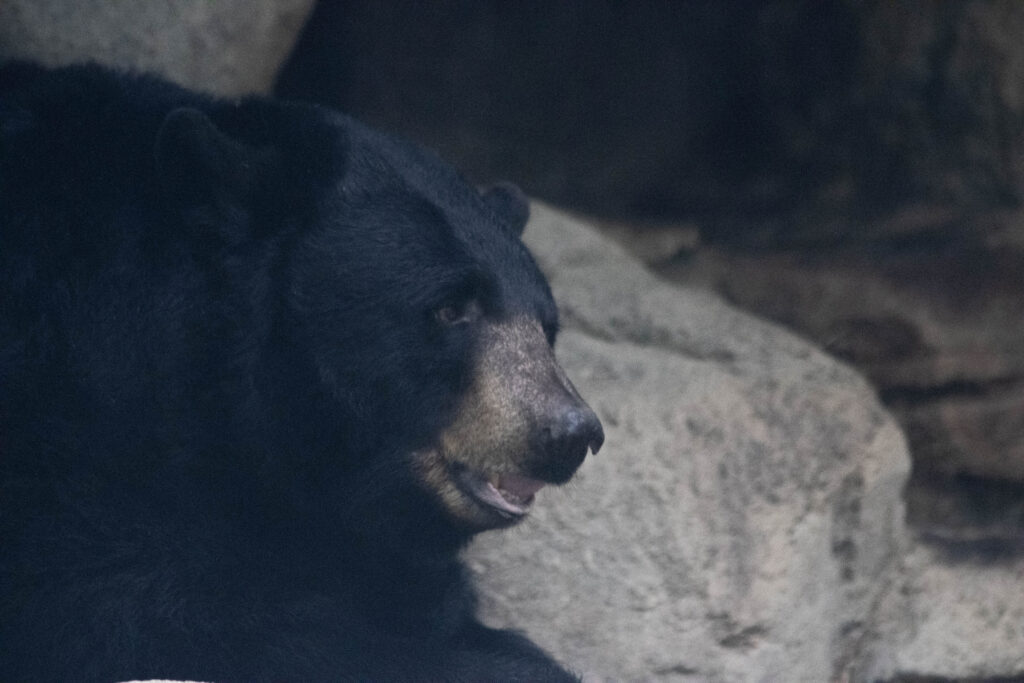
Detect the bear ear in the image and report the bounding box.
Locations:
[481,181,530,237]
[155,107,264,244]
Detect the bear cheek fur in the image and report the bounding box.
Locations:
[417,316,580,524]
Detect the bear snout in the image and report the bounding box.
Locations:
[427,314,603,526]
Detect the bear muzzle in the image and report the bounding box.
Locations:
[421,315,604,527]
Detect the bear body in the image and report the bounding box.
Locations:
[0,63,602,682]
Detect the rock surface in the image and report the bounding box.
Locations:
[881,544,1024,681]
[467,204,913,681]
[658,243,1024,485]
[0,0,315,96]
[652,236,1024,558]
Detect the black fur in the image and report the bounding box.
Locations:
[0,63,573,682]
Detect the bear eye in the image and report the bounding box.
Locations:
[435,299,481,326]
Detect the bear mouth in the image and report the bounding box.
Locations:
[452,465,547,520]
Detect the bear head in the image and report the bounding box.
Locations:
[154,105,604,551]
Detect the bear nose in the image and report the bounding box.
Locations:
[546,404,605,468]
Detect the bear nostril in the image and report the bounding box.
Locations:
[589,420,605,455]
[551,407,604,462]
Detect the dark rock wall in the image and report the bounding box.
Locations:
[277,0,862,232]
[278,1,1024,243]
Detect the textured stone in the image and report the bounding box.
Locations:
[0,0,315,96]
[467,204,912,682]
[880,543,1024,681]
[657,244,1024,484]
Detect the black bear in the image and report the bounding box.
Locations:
[0,62,604,682]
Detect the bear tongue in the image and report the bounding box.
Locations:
[495,473,546,503]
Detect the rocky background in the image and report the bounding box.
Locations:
[3,1,1023,681]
